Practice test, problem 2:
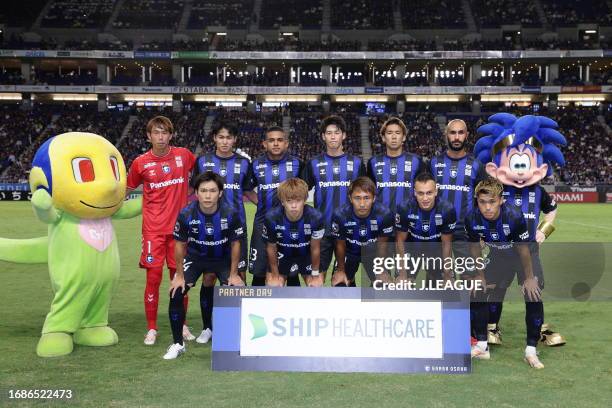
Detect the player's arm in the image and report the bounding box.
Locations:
[366,158,376,183]
[332,239,348,286]
[375,236,391,283]
[516,243,540,301]
[306,237,323,287]
[265,242,285,287]
[300,161,315,189]
[228,239,244,286]
[170,241,187,297]
[468,240,487,294]
[243,161,259,204]
[395,230,409,281]
[125,160,142,198]
[441,233,453,281]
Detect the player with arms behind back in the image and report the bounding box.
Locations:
[263,178,325,287]
[126,115,196,346]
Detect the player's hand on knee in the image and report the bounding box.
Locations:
[228,274,245,286]
[535,230,546,244]
[521,277,541,301]
[307,274,324,287]
[332,270,348,286]
[169,275,185,297]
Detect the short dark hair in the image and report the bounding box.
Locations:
[192,171,224,191]
[414,172,436,185]
[380,116,407,137]
[212,121,239,137]
[349,177,377,197]
[320,115,346,135]
[263,126,285,140]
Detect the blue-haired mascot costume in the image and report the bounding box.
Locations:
[0,132,141,357]
[475,113,567,356]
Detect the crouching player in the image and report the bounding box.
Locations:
[263,178,325,287]
[163,171,244,360]
[331,177,395,286]
[465,177,544,368]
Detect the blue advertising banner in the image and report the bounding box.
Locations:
[212,287,471,374]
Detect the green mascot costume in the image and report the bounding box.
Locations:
[0,132,141,357]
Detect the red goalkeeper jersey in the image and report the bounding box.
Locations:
[127,147,196,235]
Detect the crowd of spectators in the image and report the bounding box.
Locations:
[41,0,116,29]
[541,0,612,27]
[470,0,541,28]
[113,0,184,29]
[369,40,436,51]
[188,0,254,29]
[331,0,393,30]
[260,0,322,29]
[401,0,466,29]
[0,1,46,28]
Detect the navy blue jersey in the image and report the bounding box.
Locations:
[367,152,424,212]
[262,204,325,258]
[430,153,486,236]
[174,201,245,260]
[395,198,457,242]
[302,153,366,227]
[465,203,530,251]
[192,152,255,225]
[502,184,556,241]
[331,202,395,258]
[251,153,302,222]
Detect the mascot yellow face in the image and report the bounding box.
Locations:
[29,132,127,219]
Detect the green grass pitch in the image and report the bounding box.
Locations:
[1,203,611,407]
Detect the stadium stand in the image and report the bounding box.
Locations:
[540,0,612,27]
[400,0,466,29]
[188,0,254,29]
[41,0,117,29]
[260,0,322,29]
[331,0,393,29]
[0,0,47,27]
[113,0,184,29]
[470,0,541,28]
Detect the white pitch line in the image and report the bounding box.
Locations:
[557,219,612,231]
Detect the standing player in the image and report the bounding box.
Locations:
[263,178,325,287]
[395,172,456,282]
[367,116,424,212]
[164,171,244,360]
[330,177,394,286]
[302,115,366,281]
[465,178,544,368]
[126,115,196,346]
[249,126,302,286]
[191,121,255,343]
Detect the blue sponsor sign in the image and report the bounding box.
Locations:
[212,287,471,374]
[0,183,29,191]
[521,86,541,93]
[365,87,384,94]
[134,51,171,59]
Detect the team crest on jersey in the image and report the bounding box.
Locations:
[290,231,299,240]
[146,254,154,263]
[359,226,368,236]
[162,164,171,174]
[395,213,401,225]
[272,166,280,176]
[290,264,299,273]
[205,223,214,235]
[450,168,457,178]
[491,232,499,240]
[503,224,511,236]
[435,214,443,226]
[390,166,397,175]
[331,222,339,233]
[220,168,227,177]
[422,222,430,232]
[515,196,522,206]
[347,161,354,172]
[175,156,183,168]
[529,192,536,203]
[333,166,340,175]
[370,219,378,231]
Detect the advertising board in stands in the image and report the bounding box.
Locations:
[549,192,599,203]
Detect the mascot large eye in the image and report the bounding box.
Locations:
[72,157,95,183]
[509,154,531,172]
[110,156,120,181]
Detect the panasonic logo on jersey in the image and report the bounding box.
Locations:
[318,181,350,188]
[149,177,185,189]
[260,182,280,191]
[437,184,470,192]
[377,181,412,188]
